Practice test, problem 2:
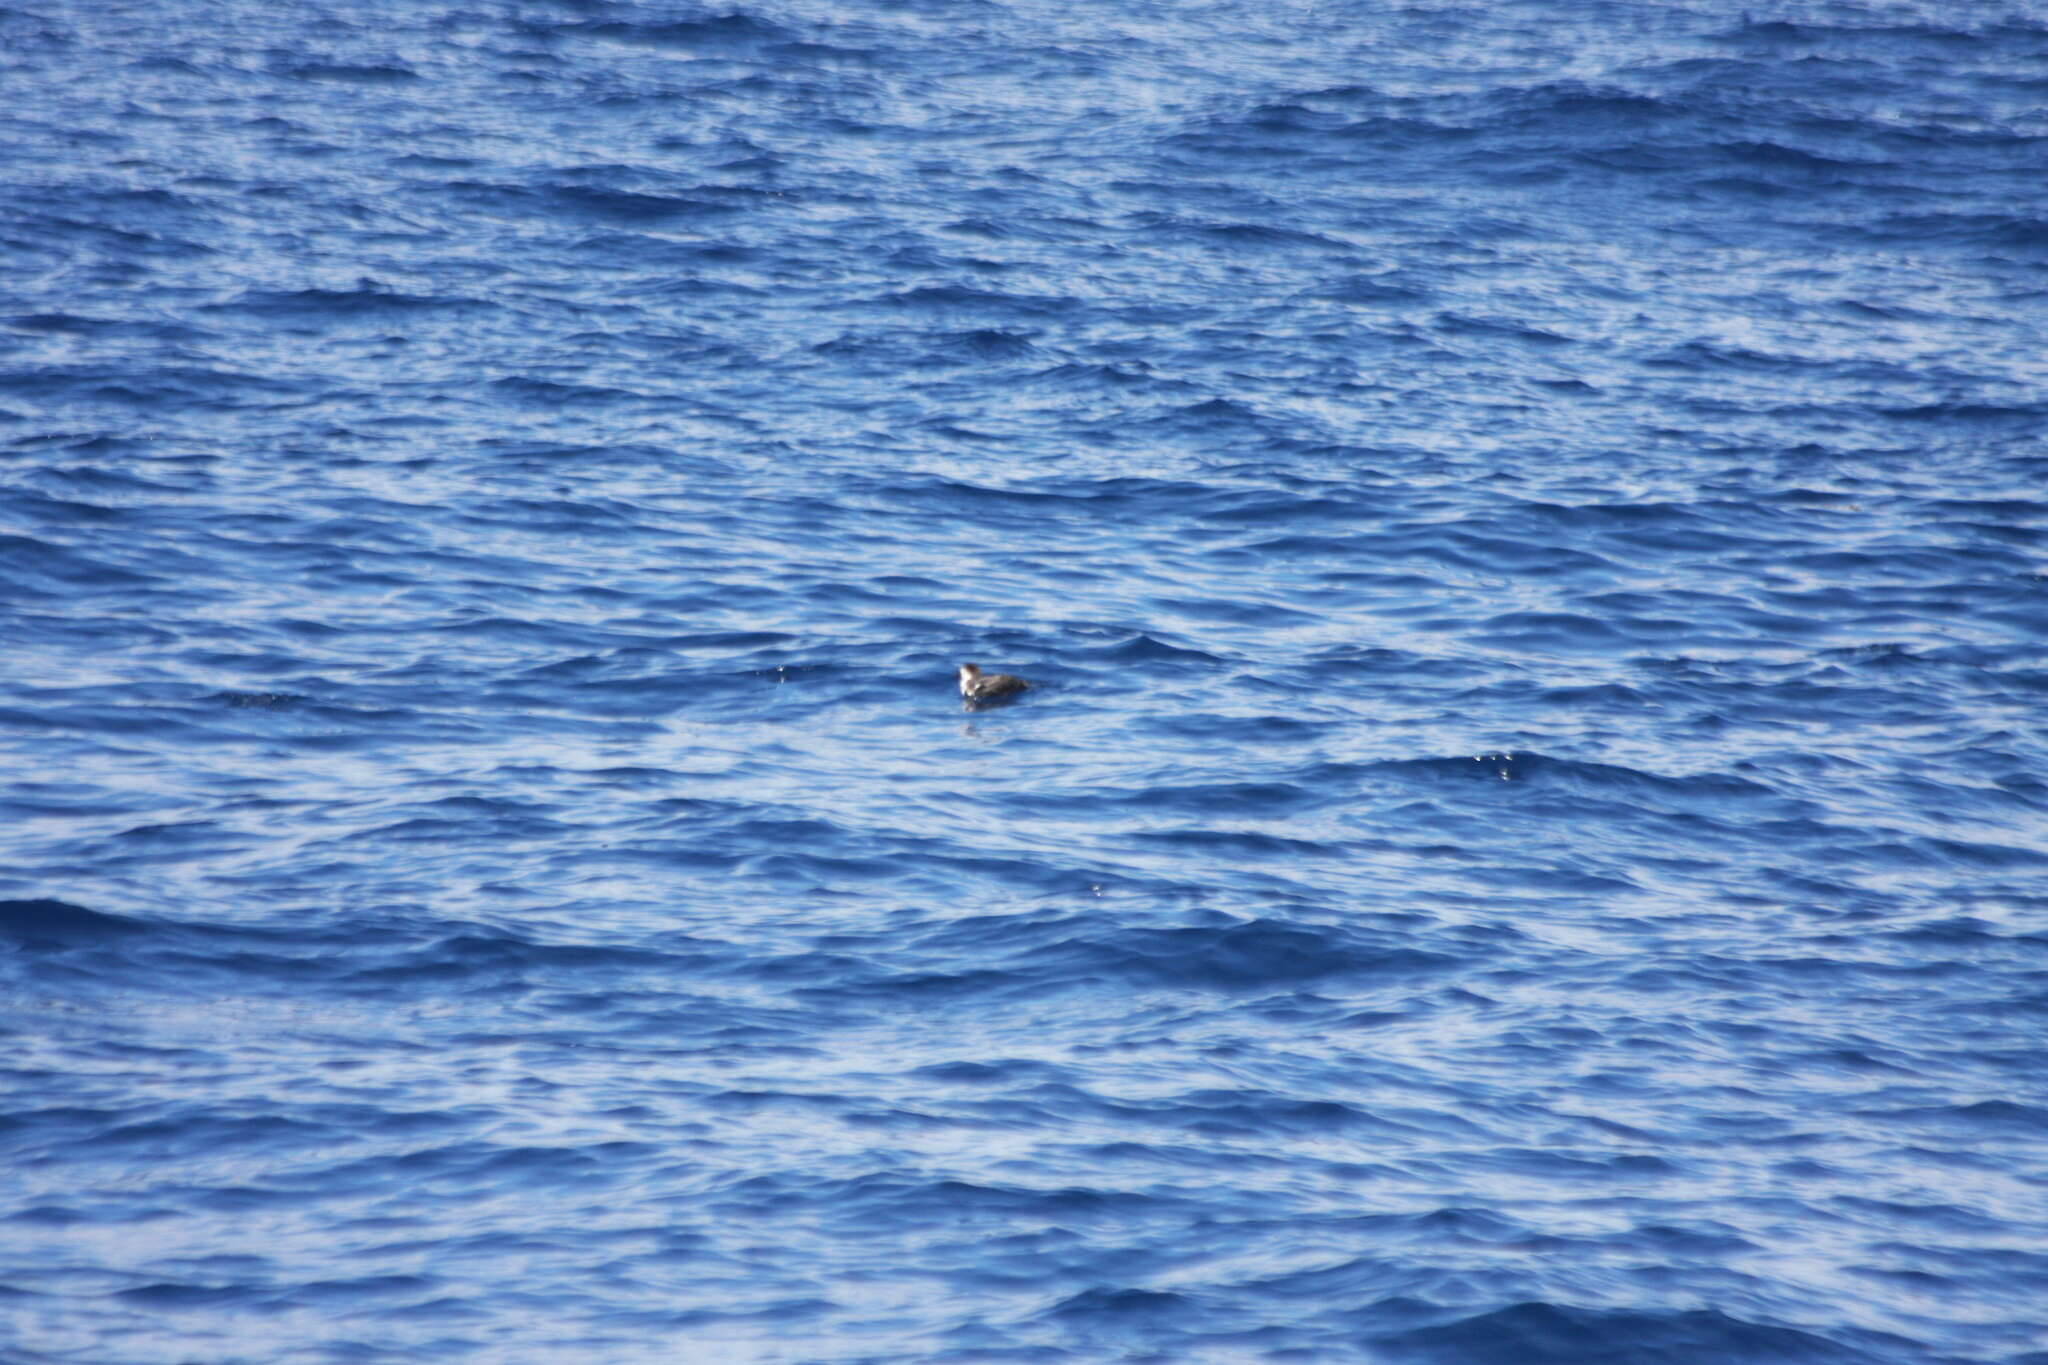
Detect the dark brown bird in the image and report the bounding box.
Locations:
[958,662,1030,706]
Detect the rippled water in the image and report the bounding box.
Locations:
[5,0,2048,1360]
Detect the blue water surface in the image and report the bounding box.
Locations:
[4,0,2048,1360]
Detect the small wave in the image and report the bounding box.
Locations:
[1133,216,1350,253]
[559,14,796,52]
[1025,360,1179,391]
[1316,275,1429,304]
[279,62,418,84]
[203,287,492,321]
[0,532,149,593]
[1043,1285,1193,1322]
[0,899,147,947]
[1434,312,1575,347]
[934,328,1037,360]
[1363,752,1774,802]
[1884,399,2048,423]
[0,899,723,996]
[1374,1301,1883,1364]
[1071,632,1224,666]
[966,915,1452,992]
[6,312,197,339]
[485,376,637,406]
[437,180,741,227]
[872,284,1068,315]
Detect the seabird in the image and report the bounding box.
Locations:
[958,662,1030,707]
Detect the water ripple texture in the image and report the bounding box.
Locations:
[4,0,2047,1361]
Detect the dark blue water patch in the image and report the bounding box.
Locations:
[546,14,800,55]
[200,286,499,327]
[0,896,747,1003]
[0,898,147,948]
[1022,917,1457,992]
[276,61,419,85]
[1370,1301,1912,1365]
[1356,751,1775,803]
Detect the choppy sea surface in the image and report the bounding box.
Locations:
[5,0,2048,1360]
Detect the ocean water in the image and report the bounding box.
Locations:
[4,0,2047,1360]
